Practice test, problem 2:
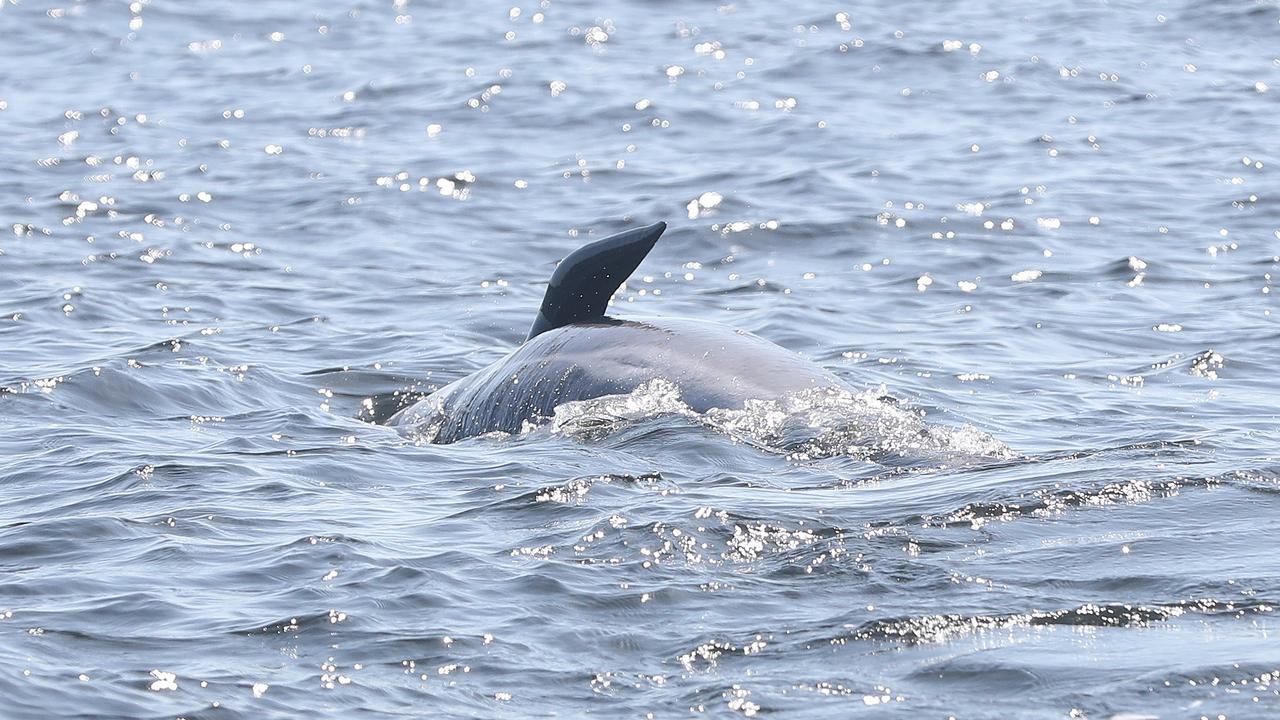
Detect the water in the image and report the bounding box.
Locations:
[1,0,1278,717]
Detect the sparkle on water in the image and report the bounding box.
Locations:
[1,0,1278,718]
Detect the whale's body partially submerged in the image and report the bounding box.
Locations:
[391,221,845,443]
[393,316,842,443]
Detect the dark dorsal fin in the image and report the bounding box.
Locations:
[526,221,666,340]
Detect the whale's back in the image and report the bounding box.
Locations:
[393,318,842,443]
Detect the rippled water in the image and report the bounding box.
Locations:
[3,0,1279,717]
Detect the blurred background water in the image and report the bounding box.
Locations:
[1,0,1278,717]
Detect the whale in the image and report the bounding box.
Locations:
[390,221,847,443]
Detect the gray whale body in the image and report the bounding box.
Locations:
[394,317,841,443]
[390,221,846,443]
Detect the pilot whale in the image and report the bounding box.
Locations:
[390,221,847,443]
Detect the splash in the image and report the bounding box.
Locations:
[397,399,447,444]
[551,378,695,440]
[550,378,1012,461]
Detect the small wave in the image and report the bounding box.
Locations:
[838,597,1276,646]
[921,474,1219,530]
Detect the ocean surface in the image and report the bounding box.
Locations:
[2,0,1278,717]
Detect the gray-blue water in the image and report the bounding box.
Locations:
[2,1,1278,717]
